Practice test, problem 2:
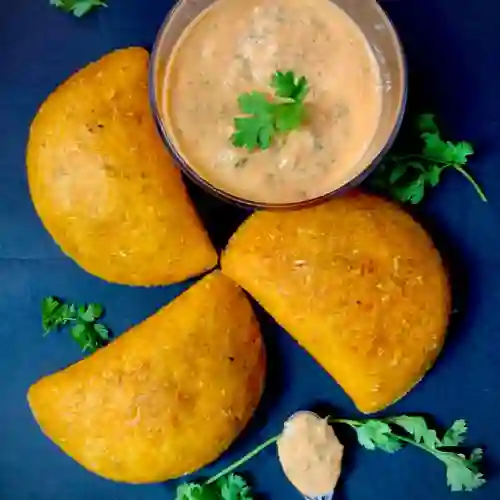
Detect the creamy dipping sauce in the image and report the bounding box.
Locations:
[277,412,344,497]
[162,0,382,204]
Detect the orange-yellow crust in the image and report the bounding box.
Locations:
[27,271,266,483]
[27,47,217,286]
[221,192,450,413]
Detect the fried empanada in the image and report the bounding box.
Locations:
[28,272,265,483]
[27,47,217,286]
[222,192,450,413]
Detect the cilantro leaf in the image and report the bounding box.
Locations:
[420,132,455,162]
[392,176,426,204]
[50,0,107,18]
[387,416,433,445]
[275,103,307,132]
[231,71,308,150]
[218,474,252,500]
[70,323,91,350]
[78,303,103,323]
[441,419,468,447]
[42,296,64,333]
[352,420,402,453]
[368,113,487,204]
[237,92,273,116]
[271,71,309,102]
[175,483,219,500]
[469,448,484,464]
[439,451,486,492]
[93,323,109,340]
[41,297,110,354]
[426,164,443,187]
[417,113,439,134]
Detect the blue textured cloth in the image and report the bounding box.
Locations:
[1,1,499,499]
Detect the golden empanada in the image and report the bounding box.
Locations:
[27,47,217,286]
[28,272,265,482]
[222,192,450,413]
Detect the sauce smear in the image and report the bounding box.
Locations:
[278,412,344,497]
[163,0,382,204]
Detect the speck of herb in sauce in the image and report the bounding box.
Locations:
[313,136,325,151]
[234,157,249,168]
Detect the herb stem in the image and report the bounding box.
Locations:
[452,165,488,202]
[205,435,280,485]
[389,153,449,164]
[328,417,360,427]
[388,433,434,454]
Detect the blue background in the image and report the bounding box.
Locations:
[1,0,500,499]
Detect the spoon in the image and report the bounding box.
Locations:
[304,494,334,500]
[278,411,342,500]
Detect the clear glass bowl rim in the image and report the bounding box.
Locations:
[149,0,408,210]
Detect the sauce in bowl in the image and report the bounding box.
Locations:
[161,0,383,205]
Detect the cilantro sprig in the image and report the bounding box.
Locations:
[335,416,485,492]
[231,71,309,151]
[42,296,110,353]
[369,114,487,204]
[50,0,107,18]
[176,414,485,497]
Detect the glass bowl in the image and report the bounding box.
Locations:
[150,0,407,210]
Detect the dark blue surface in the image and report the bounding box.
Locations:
[1,1,500,499]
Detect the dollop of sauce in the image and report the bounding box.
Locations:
[162,0,382,204]
[277,412,343,497]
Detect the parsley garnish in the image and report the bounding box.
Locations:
[176,415,485,495]
[42,296,110,353]
[231,71,309,151]
[369,113,487,204]
[50,0,107,18]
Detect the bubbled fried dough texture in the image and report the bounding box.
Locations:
[222,192,450,413]
[27,47,217,286]
[28,272,266,483]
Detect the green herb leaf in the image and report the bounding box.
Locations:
[41,296,63,333]
[439,451,486,492]
[271,71,309,102]
[469,448,484,464]
[70,323,90,350]
[231,71,308,150]
[368,113,487,204]
[41,297,110,353]
[441,419,468,447]
[175,482,219,500]
[50,0,107,18]
[78,303,103,323]
[239,92,272,115]
[386,416,434,445]
[275,102,307,132]
[352,420,402,453]
[417,113,439,134]
[93,323,109,340]
[218,474,252,500]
